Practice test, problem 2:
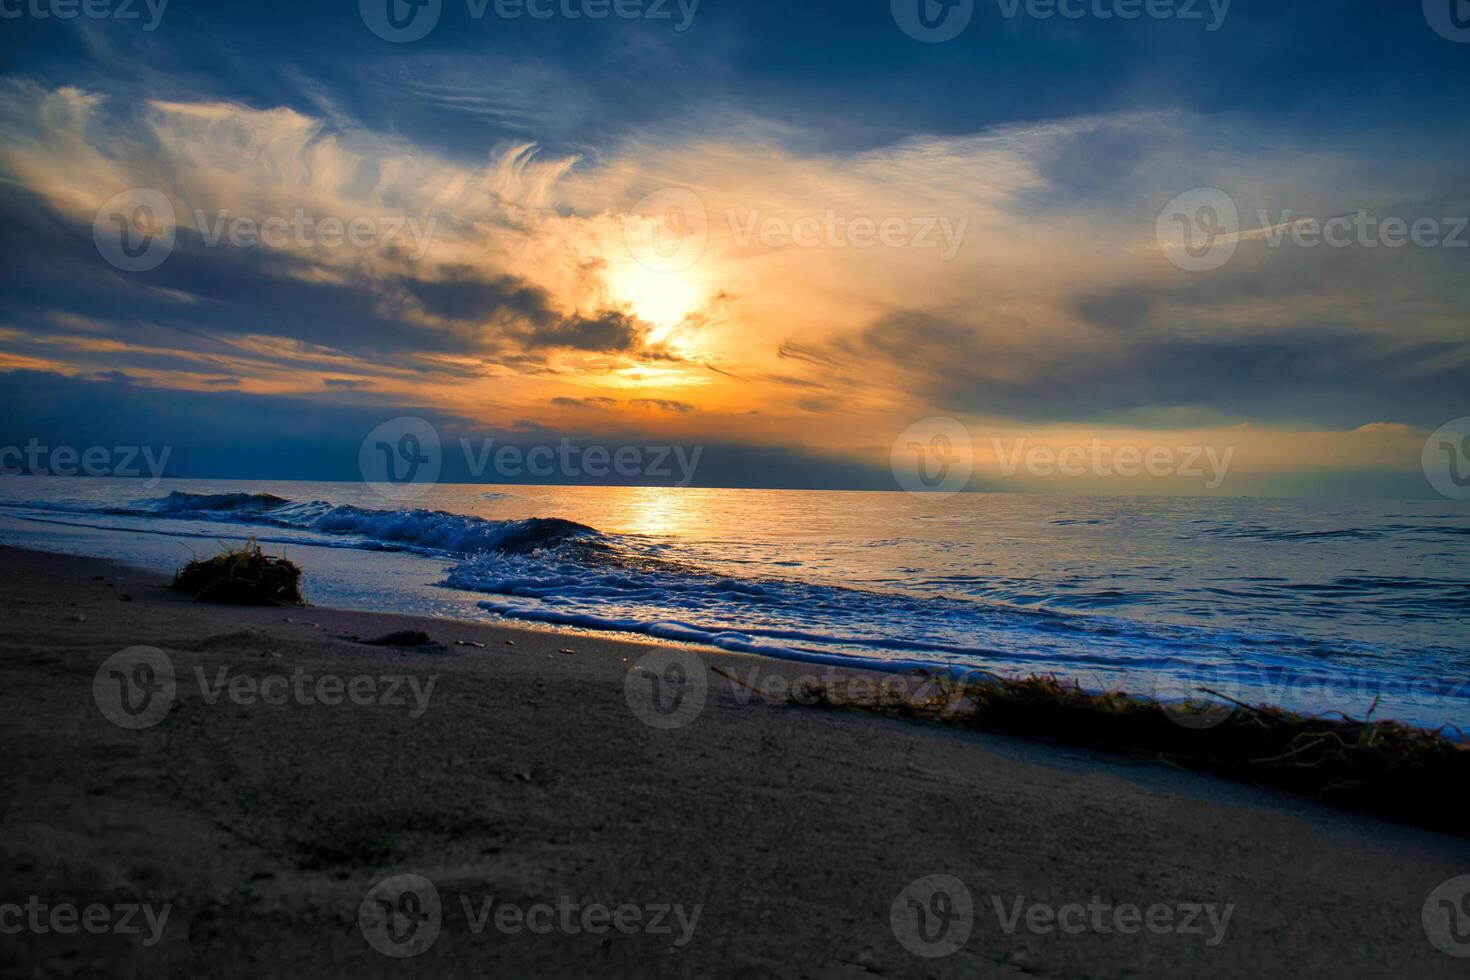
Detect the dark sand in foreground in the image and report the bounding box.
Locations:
[1,545,1466,978]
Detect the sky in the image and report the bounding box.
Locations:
[0,0,1467,495]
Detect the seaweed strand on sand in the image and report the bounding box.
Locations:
[714,667,1470,836]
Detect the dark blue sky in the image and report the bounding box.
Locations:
[5,1,1466,162]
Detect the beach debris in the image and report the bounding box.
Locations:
[455,640,486,648]
[504,640,515,646]
[559,648,576,655]
[361,630,434,648]
[173,539,304,606]
[726,668,1470,837]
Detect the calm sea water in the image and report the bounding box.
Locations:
[2,476,1466,729]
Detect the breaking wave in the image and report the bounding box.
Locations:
[106,490,598,557]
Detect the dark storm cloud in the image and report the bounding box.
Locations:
[0,184,649,367]
[397,266,555,323]
[827,311,1470,430]
[520,308,645,353]
[398,266,647,351]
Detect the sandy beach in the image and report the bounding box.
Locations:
[1,543,1466,978]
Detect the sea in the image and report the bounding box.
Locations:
[1,476,1466,731]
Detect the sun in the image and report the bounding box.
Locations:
[607,260,707,341]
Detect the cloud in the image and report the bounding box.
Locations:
[549,396,697,413]
[1,76,1467,489]
[812,311,1470,428]
[0,370,891,490]
[0,84,651,379]
[629,398,696,413]
[551,396,618,408]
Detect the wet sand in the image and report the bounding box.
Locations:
[1,544,1466,978]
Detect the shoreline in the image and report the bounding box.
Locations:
[3,478,1467,740]
[3,543,1468,977]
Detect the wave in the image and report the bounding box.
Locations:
[103,490,598,557]
[1195,524,1384,543]
[438,545,1384,668]
[1190,521,1470,543]
[141,490,293,514]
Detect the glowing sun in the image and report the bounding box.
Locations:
[607,260,707,338]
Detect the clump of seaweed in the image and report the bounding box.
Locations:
[714,667,1470,836]
[173,538,304,606]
